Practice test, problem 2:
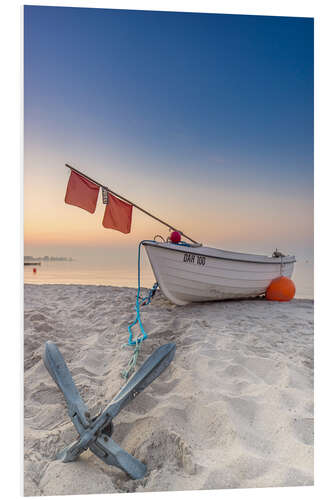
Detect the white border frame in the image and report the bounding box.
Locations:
[1,1,331,499]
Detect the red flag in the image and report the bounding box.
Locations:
[65,170,100,213]
[102,192,133,234]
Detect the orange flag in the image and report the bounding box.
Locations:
[65,170,100,213]
[102,192,133,234]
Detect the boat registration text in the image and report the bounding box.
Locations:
[183,253,206,265]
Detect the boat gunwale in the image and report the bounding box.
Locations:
[143,241,296,265]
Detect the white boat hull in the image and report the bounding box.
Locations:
[143,242,295,305]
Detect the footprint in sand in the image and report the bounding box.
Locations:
[291,417,313,445]
[31,383,62,405]
[33,321,54,333]
[39,458,119,496]
[30,313,48,322]
[151,378,181,395]
[202,454,272,490]
[136,429,196,475]
[123,392,160,415]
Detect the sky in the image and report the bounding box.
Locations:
[24,6,313,261]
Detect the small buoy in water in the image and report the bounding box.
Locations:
[33,267,37,273]
[266,276,295,302]
[170,231,181,243]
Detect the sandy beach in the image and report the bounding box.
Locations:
[24,284,314,496]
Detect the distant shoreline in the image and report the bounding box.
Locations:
[24,256,74,262]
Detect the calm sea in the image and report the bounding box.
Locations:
[24,257,314,299]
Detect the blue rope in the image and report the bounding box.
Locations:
[127,241,158,346]
[122,238,189,378]
[127,238,191,345]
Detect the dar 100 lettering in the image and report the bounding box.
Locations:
[183,253,206,265]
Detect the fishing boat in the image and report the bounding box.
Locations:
[63,164,296,305]
[143,241,296,305]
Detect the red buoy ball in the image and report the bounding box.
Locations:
[266,276,296,302]
[33,267,37,273]
[170,231,181,243]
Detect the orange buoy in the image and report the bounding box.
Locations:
[266,276,296,302]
